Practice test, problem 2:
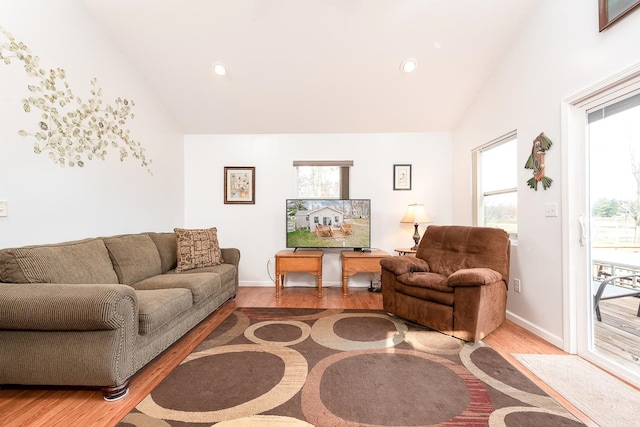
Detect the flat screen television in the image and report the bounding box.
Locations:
[286,199,371,249]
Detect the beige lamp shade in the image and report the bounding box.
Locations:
[400,204,432,249]
[400,204,432,224]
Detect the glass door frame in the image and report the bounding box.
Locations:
[562,62,640,388]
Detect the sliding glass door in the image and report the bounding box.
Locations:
[582,89,640,384]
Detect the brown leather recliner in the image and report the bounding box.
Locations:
[380,225,510,342]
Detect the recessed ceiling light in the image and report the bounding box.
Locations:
[213,62,227,76]
[400,58,417,73]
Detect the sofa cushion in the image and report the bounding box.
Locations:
[395,272,455,306]
[397,272,452,293]
[146,232,178,273]
[102,234,162,285]
[395,282,455,306]
[0,239,118,284]
[174,227,224,272]
[136,288,192,335]
[167,263,236,286]
[131,272,221,304]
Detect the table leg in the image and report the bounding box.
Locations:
[342,274,348,298]
[317,271,323,298]
[275,270,281,298]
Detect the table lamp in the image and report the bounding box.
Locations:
[400,204,432,250]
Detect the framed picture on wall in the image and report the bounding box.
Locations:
[599,0,640,31]
[224,166,255,204]
[393,164,412,190]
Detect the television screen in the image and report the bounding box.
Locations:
[286,199,371,249]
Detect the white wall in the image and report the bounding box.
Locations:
[452,0,640,346]
[0,0,184,247]
[184,133,452,288]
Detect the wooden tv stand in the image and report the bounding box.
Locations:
[274,250,324,298]
[341,250,391,298]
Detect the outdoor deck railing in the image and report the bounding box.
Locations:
[593,259,640,289]
[592,259,640,321]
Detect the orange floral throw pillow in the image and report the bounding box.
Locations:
[174,227,224,272]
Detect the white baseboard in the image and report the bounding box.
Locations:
[506,310,564,349]
[239,281,275,287]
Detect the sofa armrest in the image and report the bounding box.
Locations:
[380,256,430,276]
[221,248,241,266]
[0,283,138,331]
[448,268,504,287]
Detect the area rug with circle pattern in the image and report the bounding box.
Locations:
[118,308,585,427]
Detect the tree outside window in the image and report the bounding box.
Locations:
[474,132,518,238]
[293,161,352,198]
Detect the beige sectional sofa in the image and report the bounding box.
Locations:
[0,230,239,400]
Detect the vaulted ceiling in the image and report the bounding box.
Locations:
[80,0,539,134]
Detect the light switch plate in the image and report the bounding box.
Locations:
[0,200,7,217]
[545,202,558,217]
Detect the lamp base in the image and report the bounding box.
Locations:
[411,223,420,250]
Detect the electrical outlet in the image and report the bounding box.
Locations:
[513,278,521,293]
[0,200,7,217]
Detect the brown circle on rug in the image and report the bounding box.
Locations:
[302,348,493,426]
[470,346,548,396]
[321,353,468,424]
[151,351,285,411]
[253,322,305,342]
[311,313,407,351]
[333,316,397,342]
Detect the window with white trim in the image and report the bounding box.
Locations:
[473,132,518,238]
[293,160,352,198]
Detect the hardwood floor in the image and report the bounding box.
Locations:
[0,285,623,427]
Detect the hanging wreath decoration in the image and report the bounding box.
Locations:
[524,132,553,191]
[0,26,152,174]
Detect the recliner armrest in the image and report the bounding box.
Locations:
[380,257,430,276]
[448,268,503,287]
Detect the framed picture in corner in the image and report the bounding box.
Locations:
[393,164,412,191]
[599,0,640,31]
[224,166,255,204]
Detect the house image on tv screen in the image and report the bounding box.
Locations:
[286,199,371,249]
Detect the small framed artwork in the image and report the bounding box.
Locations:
[393,164,412,191]
[224,166,255,204]
[599,0,640,31]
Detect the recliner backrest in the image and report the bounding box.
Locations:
[416,225,510,283]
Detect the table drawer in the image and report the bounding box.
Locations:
[277,257,320,271]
